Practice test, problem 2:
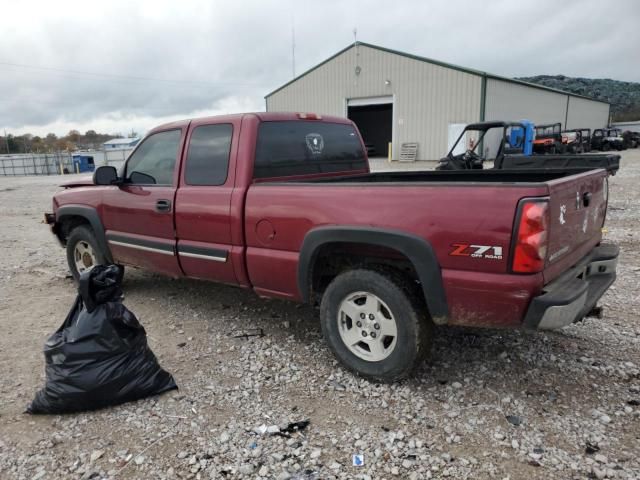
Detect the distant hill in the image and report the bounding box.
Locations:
[516,75,640,121]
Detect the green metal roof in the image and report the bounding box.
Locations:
[265,41,609,105]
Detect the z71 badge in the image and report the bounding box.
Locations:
[449,243,503,260]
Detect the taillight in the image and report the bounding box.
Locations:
[512,199,549,273]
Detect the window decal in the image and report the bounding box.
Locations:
[305,133,324,155]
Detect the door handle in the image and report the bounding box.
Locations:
[583,192,592,207]
[156,199,172,212]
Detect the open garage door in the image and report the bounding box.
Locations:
[347,97,392,158]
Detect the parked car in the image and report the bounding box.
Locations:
[533,123,564,154]
[46,112,619,381]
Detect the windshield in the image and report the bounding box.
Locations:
[450,128,486,155]
[449,125,521,161]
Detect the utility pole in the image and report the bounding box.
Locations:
[3,129,9,154]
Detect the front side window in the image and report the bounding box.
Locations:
[254,121,366,179]
[125,129,181,185]
[185,124,233,186]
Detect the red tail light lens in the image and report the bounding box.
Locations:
[512,200,549,273]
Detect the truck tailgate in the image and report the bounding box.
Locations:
[543,169,608,283]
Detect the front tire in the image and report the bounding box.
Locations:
[66,225,106,281]
[320,268,433,382]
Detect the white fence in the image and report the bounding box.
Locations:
[0,148,134,176]
[0,153,74,176]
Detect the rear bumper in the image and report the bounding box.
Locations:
[523,243,618,330]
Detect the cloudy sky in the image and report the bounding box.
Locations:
[1,0,638,137]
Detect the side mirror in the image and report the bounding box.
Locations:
[93,165,119,185]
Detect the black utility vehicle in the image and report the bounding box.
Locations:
[592,128,626,151]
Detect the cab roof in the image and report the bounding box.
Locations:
[149,112,351,134]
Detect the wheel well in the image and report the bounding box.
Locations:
[56,215,91,245]
[309,242,420,304]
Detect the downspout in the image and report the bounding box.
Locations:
[564,96,570,129]
[480,75,487,121]
[478,74,487,156]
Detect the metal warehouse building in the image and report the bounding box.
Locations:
[265,42,610,160]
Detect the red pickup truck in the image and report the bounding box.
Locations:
[46,112,618,381]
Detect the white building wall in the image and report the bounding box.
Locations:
[566,96,610,130]
[267,44,482,160]
[485,78,568,126]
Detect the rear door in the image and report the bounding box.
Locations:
[174,119,239,284]
[543,169,607,283]
[101,128,185,277]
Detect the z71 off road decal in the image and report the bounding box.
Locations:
[449,243,503,260]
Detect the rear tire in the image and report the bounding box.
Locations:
[66,225,107,281]
[320,268,433,382]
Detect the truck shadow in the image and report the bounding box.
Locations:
[119,269,606,394]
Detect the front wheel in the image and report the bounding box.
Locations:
[320,268,433,382]
[66,225,107,281]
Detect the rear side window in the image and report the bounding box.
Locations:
[254,121,366,179]
[185,124,233,186]
[125,129,181,185]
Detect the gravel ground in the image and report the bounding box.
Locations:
[0,152,638,480]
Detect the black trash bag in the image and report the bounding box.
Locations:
[28,265,177,414]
